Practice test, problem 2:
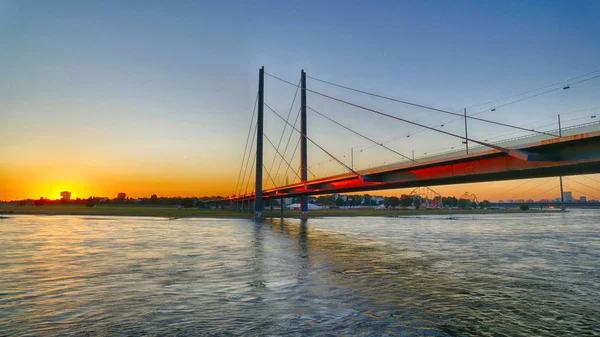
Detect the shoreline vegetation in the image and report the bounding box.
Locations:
[0,204,560,219]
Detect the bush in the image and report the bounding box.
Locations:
[85,198,95,208]
[519,203,529,211]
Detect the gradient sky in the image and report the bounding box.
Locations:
[1,0,600,201]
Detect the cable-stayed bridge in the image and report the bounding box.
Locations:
[228,67,600,217]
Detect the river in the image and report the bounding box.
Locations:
[1,211,599,336]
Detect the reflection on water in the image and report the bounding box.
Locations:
[1,212,599,336]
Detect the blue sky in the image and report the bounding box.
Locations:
[1,0,599,199]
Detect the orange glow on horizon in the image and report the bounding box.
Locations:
[0,161,240,201]
[2,158,599,202]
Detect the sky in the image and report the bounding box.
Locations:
[1,0,600,201]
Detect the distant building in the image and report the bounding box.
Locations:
[580,196,587,202]
[60,191,71,201]
[516,199,524,203]
[563,191,573,202]
[526,199,534,203]
[498,200,504,203]
[507,199,514,203]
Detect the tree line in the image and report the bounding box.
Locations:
[302,194,490,209]
[8,192,492,210]
[8,193,225,208]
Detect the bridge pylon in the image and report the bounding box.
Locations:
[300,69,309,219]
[255,66,264,218]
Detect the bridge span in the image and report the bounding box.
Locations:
[229,67,600,217]
[230,130,600,201]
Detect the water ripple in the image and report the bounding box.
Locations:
[1,212,599,336]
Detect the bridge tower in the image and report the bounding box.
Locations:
[255,66,264,218]
[300,70,308,218]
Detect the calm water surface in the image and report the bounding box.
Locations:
[1,211,599,336]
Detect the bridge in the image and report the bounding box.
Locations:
[228,67,600,217]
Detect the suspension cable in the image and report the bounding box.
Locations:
[563,184,599,201]
[264,101,361,177]
[263,162,278,189]
[264,132,303,183]
[469,74,600,118]
[307,75,556,137]
[582,175,600,185]
[273,106,301,186]
[564,177,600,193]
[279,136,301,186]
[265,72,513,154]
[307,105,416,163]
[529,183,560,201]
[237,122,257,196]
[266,79,301,180]
[466,69,600,109]
[242,153,256,198]
[234,93,258,195]
[518,178,557,197]
[494,179,537,198]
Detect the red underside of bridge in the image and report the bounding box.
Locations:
[229,131,600,201]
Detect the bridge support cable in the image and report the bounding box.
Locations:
[279,136,301,186]
[306,75,557,138]
[264,72,526,159]
[582,175,600,185]
[264,133,303,183]
[237,122,257,197]
[466,69,600,110]
[529,187,559,202]
[233,93,258,197]
[271,107,318,186]
[563,184,599,201]
[266,79,302,185]
[404,103,597,142]
[468,74,600,118]
[564,177,600,193]
[304,71,599,146]
[517,178,557,197]
[278,136,318,185]
[262,162,278,190]
[306,105,416,163]
[494,178,537,199]
[264,101,362,177]
[243,154,256,200]
[236,123,257,199]
[529,182,561,201]
[273,107,302,186]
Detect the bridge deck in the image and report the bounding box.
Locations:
[229,126,600,201]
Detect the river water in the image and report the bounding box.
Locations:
[1,211,599,336]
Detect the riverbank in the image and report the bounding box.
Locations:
[0,204,558,219]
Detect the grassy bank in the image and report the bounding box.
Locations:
[0,204,555,219]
